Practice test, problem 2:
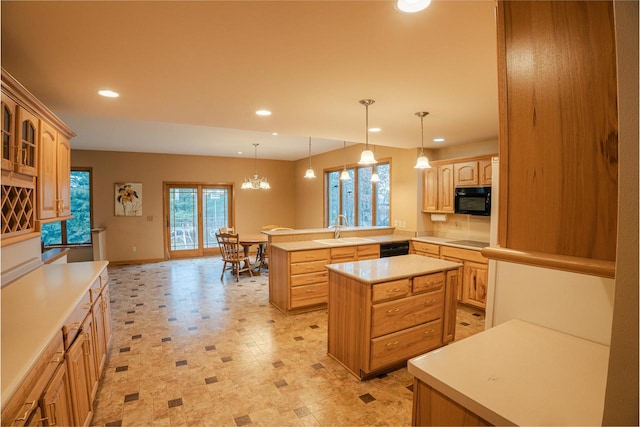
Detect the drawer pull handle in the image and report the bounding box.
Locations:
[386,288,402,293]
[68,321,81,331]
[305,289,316,293]
[15,400,37,421]
[424,329,434,337]
[50,351,64,363]
[47,403,58,426]
[386,308,400,314]
[385,341,398,347]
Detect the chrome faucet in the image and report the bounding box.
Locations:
[331,215,349,239]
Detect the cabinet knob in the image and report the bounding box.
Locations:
[385,341,399,347]
[386,308,400,314]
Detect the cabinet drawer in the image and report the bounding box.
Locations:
[413,272,445,294]
[290,260,327,275]
[371,290,444,338]
[371,278,410,303]
[330,246,356,260]
[357,244,380,258]
[290,249,329,263]
[290,271,328,287]
[62,290,91,349]
[440,246,487,264]
[411,241,440,257]
[370,319,443,371]
[290,283,328,308]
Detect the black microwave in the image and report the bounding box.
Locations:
[454,186,491,216]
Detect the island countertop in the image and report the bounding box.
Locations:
[325,254,462,284]
[1,261,109,406]
[408,319,610,426]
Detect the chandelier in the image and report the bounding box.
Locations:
[242,143,271,190]
[358,99,377,165]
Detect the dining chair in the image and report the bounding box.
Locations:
[215,232,252,282]
[257,226,293,270]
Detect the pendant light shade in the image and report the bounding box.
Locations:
[358,99,377,165]
[414,111,432,169]
[371,170,380,183]
[340,141,351,180]
[396,0,432,13]
[242,143,271,189]
[304,137,316,179]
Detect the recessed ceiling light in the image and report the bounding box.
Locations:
[272,132,278,136]
[396,0,432,13]
[433,137,445,143]
[98,89,119,98]
[369,127,382,133]
[256,110,272,116]
[238,151,243,155]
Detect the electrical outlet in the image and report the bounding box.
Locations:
[132,246,137,253]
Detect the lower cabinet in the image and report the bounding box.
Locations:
[412,378,492,426]
[1,267,111,427]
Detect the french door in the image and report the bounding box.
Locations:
[164,183,233,259]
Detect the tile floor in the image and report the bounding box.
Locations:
[91,257,485,426]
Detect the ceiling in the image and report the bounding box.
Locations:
[0,1,499,161]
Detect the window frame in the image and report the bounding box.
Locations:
[323,158,391,228]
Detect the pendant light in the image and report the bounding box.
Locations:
[396,0,432,13]
[370,145,380,182]
[304,137,316,179]
[358,99,377,165]
[340,141,350,180]
[242,143,271,189]
[414,111,432,169]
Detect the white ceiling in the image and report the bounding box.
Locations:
[0,1,499,161]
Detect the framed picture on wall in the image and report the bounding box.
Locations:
[115,183,142,216]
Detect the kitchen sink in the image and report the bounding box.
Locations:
[313,237,376,245]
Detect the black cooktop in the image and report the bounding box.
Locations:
[447,240,489,248]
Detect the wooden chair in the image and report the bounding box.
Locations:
[215,232,252,282]
[257,226,292,270]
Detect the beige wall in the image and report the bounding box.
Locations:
[72,150,295,262]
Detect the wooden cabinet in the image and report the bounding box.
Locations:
[489,1,617,277]
[327,264,459,379]
[270,247,330,313]
[1,95,16,171]
[412,378,491,426]
[454,161,478,187]
[357,244,380,260]
[15,106,38,177]
[66,328,93,427]
[411,241,440,259]
[422,155,496,214]
[441,246,488,309]
[38,121,71,220]
[41,363,74,427]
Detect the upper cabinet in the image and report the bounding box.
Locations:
[483,1,618,278]
[422,155,495,214]
[1,68,75,243]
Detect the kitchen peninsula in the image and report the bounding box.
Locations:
[325,254,462,380]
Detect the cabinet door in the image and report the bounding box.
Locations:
[15,106,38,176]
[437,164,454,212]
[38,121,58,220]
[443,269,460,344]
[479,158,492,185]
[463,261,488,309]
[441,256,463,302]
[102,285,113,348]
[454,161,479,187]
[422,167,438,211]
[92,301,107,375]
[82,320,98,402]
[1,95,16,171]
[41,364,73,427]
[56,137,71,216]
[65,334,92,427]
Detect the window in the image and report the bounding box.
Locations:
[325,161,390,227]
[41,169,92,246]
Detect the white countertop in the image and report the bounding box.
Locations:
[408,319,610,426]
[1,261,109,405]
[271,234,410,251]
[325,254,462,284]
[413,236,489,251]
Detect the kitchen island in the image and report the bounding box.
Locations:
[325,254,462,380]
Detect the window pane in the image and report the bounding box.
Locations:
[41,221,62,246]
[327,171,340,225]
[66,170,92,244]
[341,170,355,226]
[358,167,373,226]
[169,188,198,251]
[375,163,390,226]
[203,188,229,248]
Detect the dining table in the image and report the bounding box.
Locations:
[238,234,268,271]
